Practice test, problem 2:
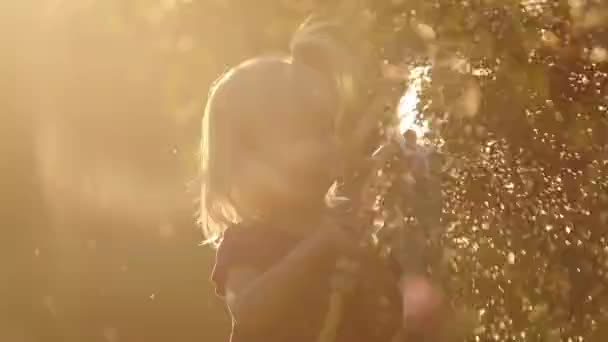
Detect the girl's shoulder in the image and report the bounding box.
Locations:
[211,221,299,296]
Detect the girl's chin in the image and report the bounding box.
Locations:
[276,195,328,212]
[281,180,333,204]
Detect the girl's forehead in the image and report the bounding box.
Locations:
[213,58,339,141]
[240,87,335,128]
[251,108,334,144]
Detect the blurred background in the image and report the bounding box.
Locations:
[5,1,295,341]
[4,1,608,341]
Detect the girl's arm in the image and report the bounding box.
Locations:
[224,225,356,334]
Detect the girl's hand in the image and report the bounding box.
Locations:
[400,275,443,332]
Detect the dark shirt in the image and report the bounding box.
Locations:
[211,222,403,342]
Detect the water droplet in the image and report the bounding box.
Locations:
[402,172,416,186]
[415,23,436,41]
[161,0,177,10]
[589,46,608,63]
[450,57,471,74]
[569,0,585,10]
[103,327,119,342]
[87,240,97,250]
[541,29,560,48]
[600,211,608,224]
[43,295,57,316]
[461,81,481,117]
[176,36,194,52]
[159,223,175,238]
[474,326,486,335]
[373,216,385,229]
[507,252,516,264]
[580,10,608,30]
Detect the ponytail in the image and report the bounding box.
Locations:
[289,18,364,141]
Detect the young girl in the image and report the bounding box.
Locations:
[200,20,440,342]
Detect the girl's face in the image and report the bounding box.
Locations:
[269,124,339,200]
[237,114,340,217]
[217,58,345,222]
[274,134,339,195]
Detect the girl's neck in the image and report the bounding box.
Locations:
[263,202,329,238]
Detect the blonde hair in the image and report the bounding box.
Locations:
[200,19,361,243]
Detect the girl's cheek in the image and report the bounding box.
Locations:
[283,144,334,179]
[234,159,292,208]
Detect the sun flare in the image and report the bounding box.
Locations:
[398,66,430,136]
